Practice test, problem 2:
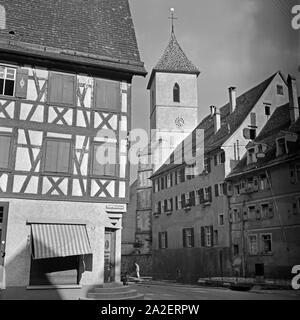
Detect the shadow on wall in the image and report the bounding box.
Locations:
[0,240,94,300]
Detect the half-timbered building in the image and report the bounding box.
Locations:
[0,0,146,296]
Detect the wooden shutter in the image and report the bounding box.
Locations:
[190,191,195,206]
[181,194,185,208]
[44,140,58,173]
[165,232,168,249]
[200,227,205,246]
[243,128,251,140]
[222,182,227,195]
[191,229,195,247]
[57,141,71,173]
[15,68,29,99]
[182,229,186,248]
[250,113,256,127]
[210,226,214,246]
[208,186,212,202]
[94,79,121,111]
[158,233,162,249]
[0,135,11,169]
[49,73,75,105]
[199,188,204,204]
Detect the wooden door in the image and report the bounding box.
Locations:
[104,229,116,283]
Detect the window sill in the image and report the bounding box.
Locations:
[27,285,82,290]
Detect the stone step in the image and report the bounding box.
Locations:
[79,293,145,300]
[94,285,133,293]
[87,289,138,299]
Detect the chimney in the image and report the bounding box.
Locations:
[229,87,237,113]
[214,107,221,133]
[287,74,299,123]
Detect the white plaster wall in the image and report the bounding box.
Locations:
[155,73,198,107]
[3,199,124,287]
[223,74,289,176]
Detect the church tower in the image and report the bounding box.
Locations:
[132,9,200,257]
[147,12,200,170]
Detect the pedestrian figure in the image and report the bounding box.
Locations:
[122,271,129,286]
[134,262,140,279]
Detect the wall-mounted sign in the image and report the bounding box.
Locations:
[106,204,126,213]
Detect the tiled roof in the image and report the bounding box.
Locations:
[151,72,281,178]
[147,32,199,88]
[228,98,300,177]
[0,0,146,75]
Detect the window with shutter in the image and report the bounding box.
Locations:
[214,184,219,197]
[44,139,71,174]
[94,79,121,112]
[0,134,12,169]
[0,66,16,96]
[49,72,75,105]
[15,68,29,99]
[92,142,117,177]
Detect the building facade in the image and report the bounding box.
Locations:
[226,76,300,280]
[0,0,146,294]
[150,72,290,282]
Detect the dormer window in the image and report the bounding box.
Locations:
[276,137,287,156]
[248,148,255,164]
[173,83,180,102]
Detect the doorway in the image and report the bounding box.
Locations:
[104,229,116,283]
[0,203,8,288]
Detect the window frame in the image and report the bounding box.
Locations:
[261,233,272,255]
[48,71,76,106]
[43,137,72,175]
[219,213,224,226]
[248,234,258,255]
[90,141,118,178]
[276,84,284,96]
[183,228,194,248]
[0,65,16,97]
[173,83,180,103]
[159,232,168,249]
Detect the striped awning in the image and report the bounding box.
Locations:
[31,223,92,260]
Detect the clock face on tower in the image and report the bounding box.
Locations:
[175,116,185,128]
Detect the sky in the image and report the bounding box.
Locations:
[128,0,299,182]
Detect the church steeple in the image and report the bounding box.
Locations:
[147,12,200,89]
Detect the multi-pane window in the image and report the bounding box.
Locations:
[94,79,121,112]
[48,72,75,105]
[0,134,12,169]
[277,84,284,95]
[183,228,194,248]
[261,234,272,254]
[159,232,168,249]
[219,183,224,196]
[44,139,71,174]
[204,226,212,247]
[0,66,16,96]
[204,187,212,202]
[248,235,258,255]
[92,142,117,177]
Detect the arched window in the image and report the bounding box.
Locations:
[0,6,6,30]
[173,83,180,102]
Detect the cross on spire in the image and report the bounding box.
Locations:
[168,8,178,34]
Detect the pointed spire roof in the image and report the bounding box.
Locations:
[147,31,200,89]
